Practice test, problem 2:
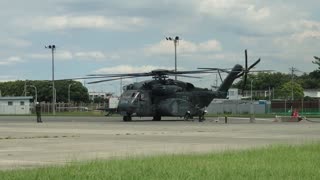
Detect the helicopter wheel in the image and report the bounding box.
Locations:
[184,111,191,121]
[123,115,132,122]
[152,115,161,121]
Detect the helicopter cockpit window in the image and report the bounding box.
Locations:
[130,92,140,103]
[186,83,194,90]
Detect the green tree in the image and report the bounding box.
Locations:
[277,82,304,100]
[0,80,89,103]
[312,56,320,71]
[233,72,291,91]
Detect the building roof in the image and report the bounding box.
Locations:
[0,96,33,100]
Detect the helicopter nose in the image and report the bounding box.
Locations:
[118,103,135,114]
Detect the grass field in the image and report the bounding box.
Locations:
[1,143,319,180]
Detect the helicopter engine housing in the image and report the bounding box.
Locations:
[157,98,193,116]
[152,85,182,96]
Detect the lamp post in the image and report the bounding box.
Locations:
[166,36,180,80]
[250,79,255,123]
[28,85,37,103]
[251,79,254,102]
[68,83,75,104]
[45,45,56,115]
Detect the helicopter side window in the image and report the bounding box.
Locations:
[186,83,194,90]
[139,93,145,101]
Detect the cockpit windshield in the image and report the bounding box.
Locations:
[121,90,140,103]
[122,90,137,98]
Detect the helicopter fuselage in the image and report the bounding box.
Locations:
[117,64,243,121]
[117,79,217,120]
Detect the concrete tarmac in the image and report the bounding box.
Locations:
[0,116,319,170]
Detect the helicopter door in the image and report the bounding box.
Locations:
[137,92,152,116]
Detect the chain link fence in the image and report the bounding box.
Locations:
[2,100,320,115]
[270,100,320,115]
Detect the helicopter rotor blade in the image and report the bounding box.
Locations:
[197,68,230,73]
[248,58,261,71]
[86,76,137,84]
[245,49,248,72]
[242,72,247,94]
[235,71,244,79]
[242,49,248,95]
[174,74,201,78]
[87,72,151,77]
[218,70,223,82]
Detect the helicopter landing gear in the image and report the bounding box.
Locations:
[184,111,191,121]
[198,110,207,122]
[152,115,161,121]
[198,115,205,122]
[123,114,132,121]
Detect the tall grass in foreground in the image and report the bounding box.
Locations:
[1,143,320,180]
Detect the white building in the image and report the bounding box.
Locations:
[0,96,33,114]
[227,88,241,100]
[304,89,320,98]
[88,92,112,101]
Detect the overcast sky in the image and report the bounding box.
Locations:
[1,0,319,94]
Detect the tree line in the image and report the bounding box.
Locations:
[233,57,320,100]
[0,80,89,103]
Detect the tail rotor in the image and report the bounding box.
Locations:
[236,49,261,95]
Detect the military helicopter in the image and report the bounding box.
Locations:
[82,50,261,121]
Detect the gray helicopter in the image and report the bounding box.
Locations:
[83,50,261,121]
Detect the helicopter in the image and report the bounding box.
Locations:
[82,50,261,121]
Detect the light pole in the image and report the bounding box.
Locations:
[166,36,180,80]
[28,85,38,103]
[251,79,254,102]
[250,79,255,123]
[45,45,56,115]
[68,83,75,104]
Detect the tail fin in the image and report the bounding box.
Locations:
[217,64,243,98]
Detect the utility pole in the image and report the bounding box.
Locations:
[68,83,75,104]
[24,80,27,96]
[28,85,37,103]
[250,79,255,123]
[45,45,56,115]
[289,67,301,112]
[290,67,295,101]
[166,36,180,80]
[290,67,300,101]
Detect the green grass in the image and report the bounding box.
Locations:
[1,143,320,180]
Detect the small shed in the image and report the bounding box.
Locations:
[0,96,33,114]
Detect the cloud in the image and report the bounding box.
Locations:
[94,65,171,74]
[144,39,222,55]
[0,38,32,48]
[0,56,24,65]
[75,51,106,60]
[246,5,270,21]
[14,15,146,31]
[286,20,320,42]
[292,31,320,42]
[0,75,18,82]
[28,50,117,61]
[29,51,73,60]
[198,0,270,21]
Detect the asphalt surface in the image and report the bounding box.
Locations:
[0,116,320,170]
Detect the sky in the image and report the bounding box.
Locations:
[1,0,320,95]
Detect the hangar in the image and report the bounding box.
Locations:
[0,96,33,114]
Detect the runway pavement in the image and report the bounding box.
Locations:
[0,116,319,170]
